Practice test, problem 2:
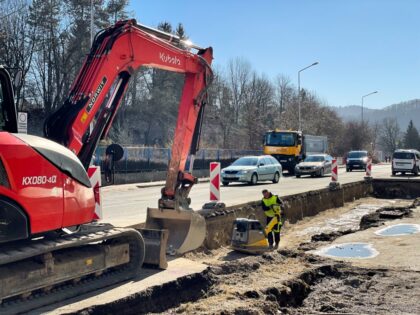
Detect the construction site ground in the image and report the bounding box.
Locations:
[38,196,420,315]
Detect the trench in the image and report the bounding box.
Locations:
[67,271,215,315]
[66,179,420,314]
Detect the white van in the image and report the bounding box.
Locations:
[392,149,420,176]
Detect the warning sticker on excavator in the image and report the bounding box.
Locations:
[81,112,88,123]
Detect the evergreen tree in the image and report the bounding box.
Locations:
[157,21,172,33]
[175,23,186,39]
[106,0,129,24]
[403,120,420,149]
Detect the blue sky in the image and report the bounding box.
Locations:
[129,1,420,109]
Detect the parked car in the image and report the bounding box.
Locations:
[295,154,333,178]
[346,150,368,172]
[392,149,420,176]
[221,155,282,186]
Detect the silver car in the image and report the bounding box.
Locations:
[295,154,333,178]
[221,155,282,186]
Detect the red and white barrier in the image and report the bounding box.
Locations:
[331,158,338,182]
[366,158,372,177]
[210,162,221,201]
[88,166,102,220]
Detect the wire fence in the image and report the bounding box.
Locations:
[93,146,263,173]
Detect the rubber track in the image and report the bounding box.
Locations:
[0,224,145,315]
[0,224,135,265]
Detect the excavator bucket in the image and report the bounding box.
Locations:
[145,208,206,255]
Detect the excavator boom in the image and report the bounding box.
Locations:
[44,19,213,254]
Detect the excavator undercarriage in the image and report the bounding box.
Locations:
[0,225,170,314]
[0,226,142,313]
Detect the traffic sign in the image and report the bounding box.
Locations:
[18,112,27,134]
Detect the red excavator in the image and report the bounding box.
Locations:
[0,19,212,312]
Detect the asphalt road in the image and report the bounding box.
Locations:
[101,164,407,227]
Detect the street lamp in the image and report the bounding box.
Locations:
[361,91,378,125]
[298,62,319,131]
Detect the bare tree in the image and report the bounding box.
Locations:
[370,121,381,155]
[227,57,251,124]
[0,0,36,109]
[379,118,401,154]
[273,74,294,128]
[241,72,274,149]
[203,67,235,148]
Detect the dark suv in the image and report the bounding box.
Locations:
[346,150,368,172]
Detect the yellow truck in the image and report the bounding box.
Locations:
[263,129,328,174]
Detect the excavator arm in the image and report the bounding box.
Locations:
[44,19,213,254]
[45,19,213,210]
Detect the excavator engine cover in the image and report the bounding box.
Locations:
[145,208,206,255]
[231,218,270,254]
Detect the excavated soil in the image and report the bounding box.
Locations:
[170,198,419,315]
[73,198,420,314]
[167,251,420,315]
